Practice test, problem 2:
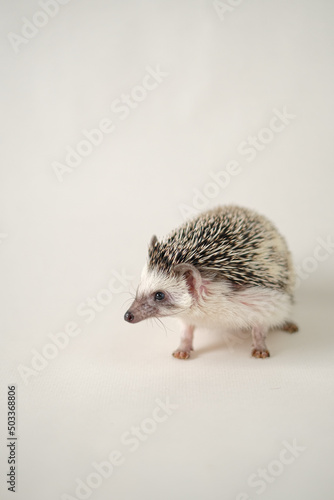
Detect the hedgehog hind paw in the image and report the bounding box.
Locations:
[281,321,299,334]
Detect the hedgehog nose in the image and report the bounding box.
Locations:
[124,310,134,323]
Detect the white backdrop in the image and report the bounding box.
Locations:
[1,1,334,499]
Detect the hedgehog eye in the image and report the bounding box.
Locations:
[154,291,165,301]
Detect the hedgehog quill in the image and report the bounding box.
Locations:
[124,205,298,359]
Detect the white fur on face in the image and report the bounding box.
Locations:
[137,265,192,312]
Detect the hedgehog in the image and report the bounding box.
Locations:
[124,205,298,359]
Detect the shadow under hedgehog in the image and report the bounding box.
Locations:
[124,205,298,359]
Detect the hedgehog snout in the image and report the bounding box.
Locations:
[124,298,148,324]
[124,297,158,324]
[124,310,135,322]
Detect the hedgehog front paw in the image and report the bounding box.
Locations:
[172,349,191,360]
[251,348,270,359]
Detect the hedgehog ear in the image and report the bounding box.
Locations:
[149,235,158,248]
[173,263,203,299]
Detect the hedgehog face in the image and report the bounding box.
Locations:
[124,265,199,324]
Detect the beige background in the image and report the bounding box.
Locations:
[1,1,334,499]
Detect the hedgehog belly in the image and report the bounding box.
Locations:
[178,279,293,332]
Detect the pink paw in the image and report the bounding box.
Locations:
[172,350,191,360]
[252,348,270,359]
[282,322,299,334]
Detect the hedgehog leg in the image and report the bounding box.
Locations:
[172,324,194,360]
[251,326,270,359]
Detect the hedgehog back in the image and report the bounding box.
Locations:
[148,205,293,293]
